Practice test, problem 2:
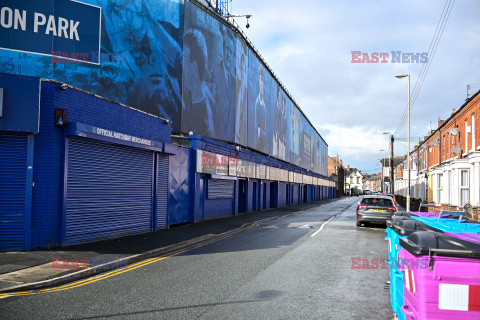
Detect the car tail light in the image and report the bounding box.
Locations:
[387,206,397,212]
[358,205,368,209]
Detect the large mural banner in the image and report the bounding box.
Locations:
[182,2,236,141]
[0,0,184,126]
[0,0,328,175]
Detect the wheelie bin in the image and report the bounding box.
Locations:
[385,218,441,320]
[398,231,480,319]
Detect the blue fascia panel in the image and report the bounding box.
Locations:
[67,122,165,153]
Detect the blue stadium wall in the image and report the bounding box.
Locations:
[167,136,335,224]
[0,74,172,250]
[0,0,335,251]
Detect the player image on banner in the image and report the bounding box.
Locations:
[235,38,248,146]
[272,85,287,161]
[290,106,301,167]
[182,2,236,140]
[272,86,280,158]
[211,23,236,142]
[97,0,183,124]
[182,29,215,137]
[255,64,267,151]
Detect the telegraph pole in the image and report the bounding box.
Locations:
[391,135,394,194]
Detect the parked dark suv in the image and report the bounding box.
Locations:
[356,195,397,227]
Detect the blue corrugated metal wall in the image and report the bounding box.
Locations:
[247,180,254,212]
[292,184,299,204]
[65,138,154,246]
[278,182,287,207]
[168,147,190,225]
[264,182,270,209]
[0,133,31,251]
[157,154,169,229]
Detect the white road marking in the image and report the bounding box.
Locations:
[310,215,336,237]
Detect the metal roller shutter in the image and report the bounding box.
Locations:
[204,179,234,219]
[156,154,169,229]
[0,134,28,251]
[65,138,154,245]
[207,179,234,199]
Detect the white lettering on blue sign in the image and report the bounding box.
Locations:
[0,7,26,30]
[94,127,152,146]
[0,6,80,41]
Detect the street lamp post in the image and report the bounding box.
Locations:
[383,132,392,193]
[380,149,387,193]
[396,74,411,212]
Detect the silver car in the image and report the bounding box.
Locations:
[356,195,397,227]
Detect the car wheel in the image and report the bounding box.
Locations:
[356,219,361,227]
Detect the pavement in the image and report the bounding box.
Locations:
[0,198,341,292]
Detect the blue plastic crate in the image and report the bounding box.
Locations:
[386,227,407,320]
[410,216,480,234]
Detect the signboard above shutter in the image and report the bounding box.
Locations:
[197,150,228,175]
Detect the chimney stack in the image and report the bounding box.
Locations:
[452,108,456,115]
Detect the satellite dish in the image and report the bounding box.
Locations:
[449,128,459,136]
[451,146,462,155]
[432,140,440,146]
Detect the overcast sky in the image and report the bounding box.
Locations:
[230,0,480,174]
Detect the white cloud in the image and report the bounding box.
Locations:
[231,0,480,172]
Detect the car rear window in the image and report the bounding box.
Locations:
[361,198,393,206]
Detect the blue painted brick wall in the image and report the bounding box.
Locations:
[31,81,172,249]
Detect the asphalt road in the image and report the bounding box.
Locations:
[0,197,393,319]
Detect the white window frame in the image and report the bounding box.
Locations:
[460,169,469,206]
[465,119,469,153]
[438,173,443,204]
[472,113,476,152]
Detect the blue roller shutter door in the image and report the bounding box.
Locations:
[0,134,29,251]
[204,179,234,219]
[156,154,169,229]
[65,138,154,245]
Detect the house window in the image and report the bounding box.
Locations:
[438,174,443,203]
[357,177,360,184]
[460,169,469,206]
[465,119,468,153]
[472,113,476,151]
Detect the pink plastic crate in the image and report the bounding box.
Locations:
[399,248,480,319]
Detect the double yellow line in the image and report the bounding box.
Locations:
[0,223,259,298]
